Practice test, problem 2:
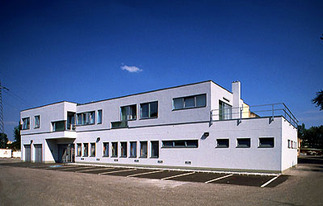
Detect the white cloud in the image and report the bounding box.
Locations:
[121,65,143,73]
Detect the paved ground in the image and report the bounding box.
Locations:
[0,156,322,205]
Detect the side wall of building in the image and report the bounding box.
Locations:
[281,118,298,171]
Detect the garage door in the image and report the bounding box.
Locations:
[34,144,42,163]
[24,145,31,162]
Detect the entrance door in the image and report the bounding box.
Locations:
[34,144,42,163]
[58,144,75,163]
[24,145,31,162]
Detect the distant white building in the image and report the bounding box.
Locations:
[20,80,298,173]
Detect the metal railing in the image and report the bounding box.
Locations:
[210,103,298,128]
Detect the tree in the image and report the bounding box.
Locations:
[10,125,21,150]
[0,133,8,148]
[312,90,323,110]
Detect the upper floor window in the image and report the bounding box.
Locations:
[22,117,30,130]
[219,100,232,120]
[34,115,40,129]
[140,101,158,119]
[52,121,65,132]
[97,110,102,124]
[77,111,95,125]
[173,94,206,110]
[121,105,136,121]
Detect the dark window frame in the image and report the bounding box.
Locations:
[129,141,137,158]
[22,117,30,130]
[120,104,137,121]
[140,101,158,119]
[172,94,207,111]
[90,143,96,157]
[111,142,118,157]
[236,138,251,148]
[83,143,89,157]
[259,137,274,148]
[97,110,102,124]
[216,139,229,148]
[162,140,198,148]
[120,142,127,158]
[34,115,40,129]
[150,141,159,158]
[103,142,109,157]
[140,141,148,158]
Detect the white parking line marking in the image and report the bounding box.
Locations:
[58,167,92,171]
[261,175,281,188]
[75,167,114,173]
[205,174,233,184]
[162,172,195,180]
[98,168,136,175]
[127,170,163,177]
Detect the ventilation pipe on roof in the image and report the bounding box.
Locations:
[232,81,241,119]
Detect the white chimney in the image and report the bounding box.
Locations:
[232,81,241,119]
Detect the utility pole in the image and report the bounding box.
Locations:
[0,81,9,134]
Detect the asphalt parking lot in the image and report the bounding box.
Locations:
[0,161,286,188]
[1,156,322,206]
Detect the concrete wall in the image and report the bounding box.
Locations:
[74,117,285,172]
[76,81,211,132]
[0,149,12,158]
[21,102,77,135]
[281,118,298,171]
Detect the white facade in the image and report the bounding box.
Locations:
[20,80,298,173]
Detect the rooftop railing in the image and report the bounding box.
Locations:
[210,103,298,128]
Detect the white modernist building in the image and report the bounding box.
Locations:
[20,80,298,173]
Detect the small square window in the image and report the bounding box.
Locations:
[237,138,250,148]
[259,137,274,148]
[216,139,229,148]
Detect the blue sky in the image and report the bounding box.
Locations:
[0,0,322,140]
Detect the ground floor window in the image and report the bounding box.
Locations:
[259,137,274,148]
[162,140,198,148]
[151,141,159,158]
[237,138,250,148]
[103,142,109,157]
[83,143,88,156]
[90,143,96,157]
[216,139,229,148]
[77,143,82,156]
[140,141,147,158]
[112,142,118,157]
[130,142,137,158]
[120,142,127,157]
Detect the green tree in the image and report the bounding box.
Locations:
[0,133,8,148]
[302,125,323,149]
[312,90,323,110]
[10,125,21,150]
